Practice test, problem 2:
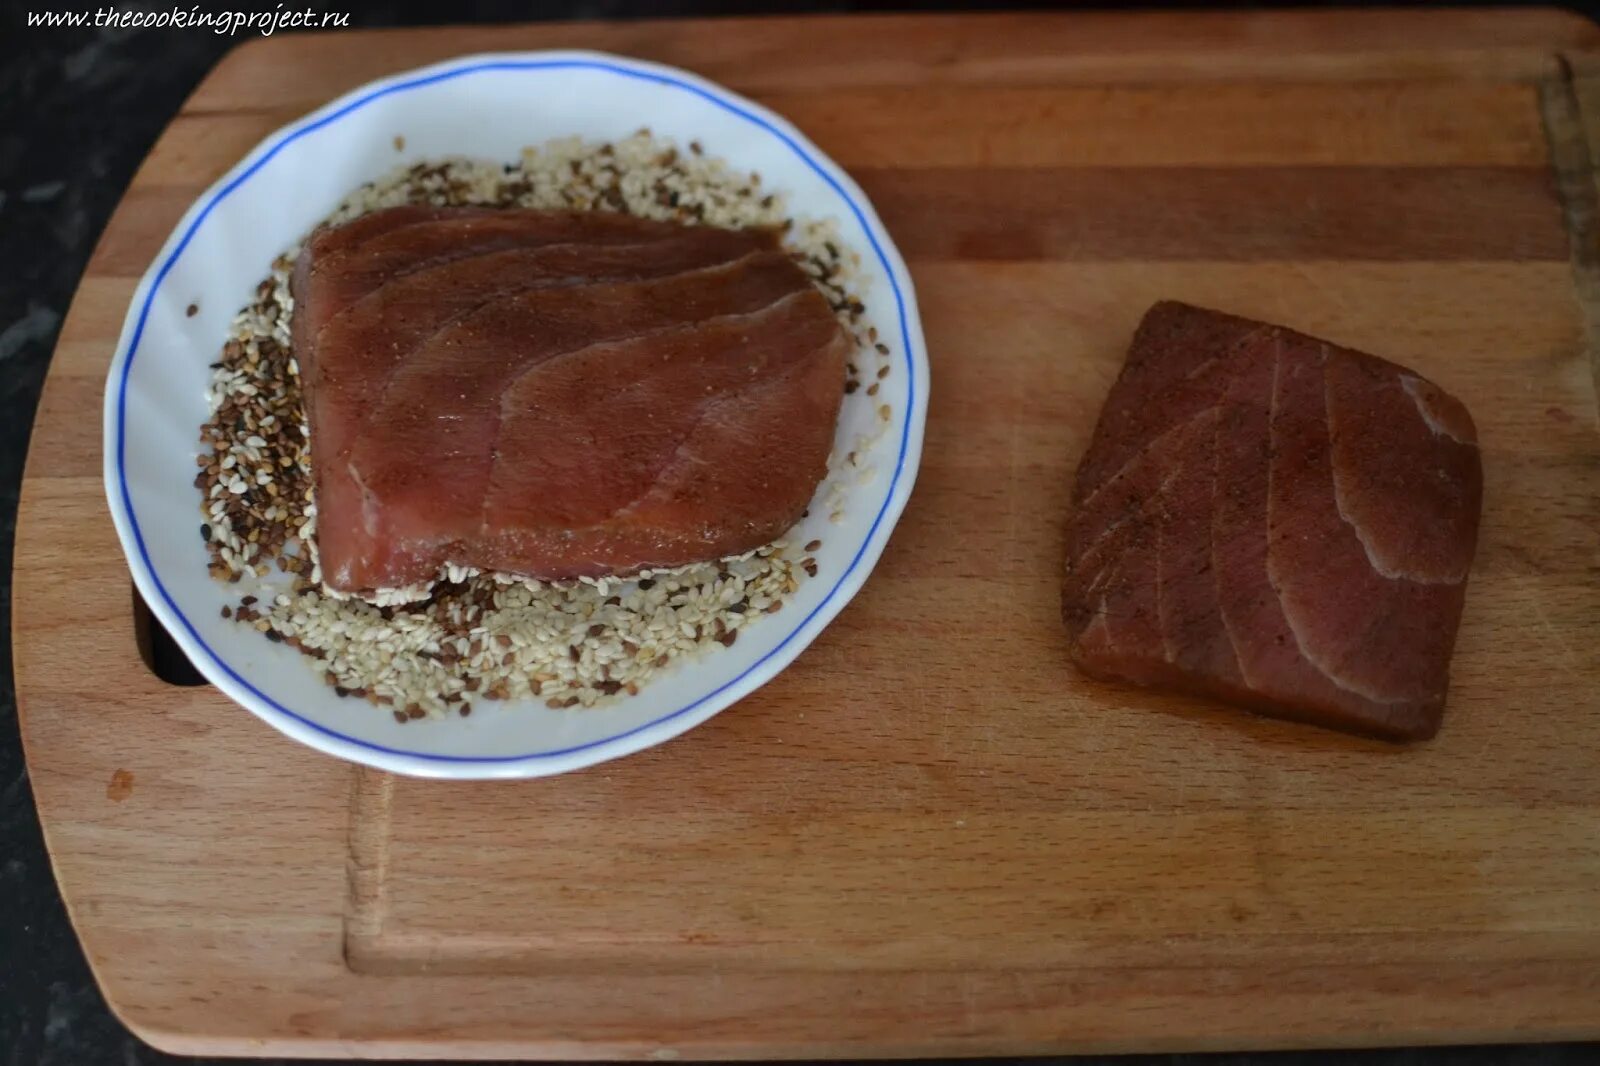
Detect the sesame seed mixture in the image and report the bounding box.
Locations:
[196,131,895,721]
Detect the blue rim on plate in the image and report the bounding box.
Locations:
[109,53,920,770]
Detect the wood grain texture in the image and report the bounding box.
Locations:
[13,10,1600,1059]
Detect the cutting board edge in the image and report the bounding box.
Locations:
[125,1017,1600,1062]
[184,6,1600,102]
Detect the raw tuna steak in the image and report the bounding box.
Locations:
[1061,302,1482,741]
[291,206,849,595]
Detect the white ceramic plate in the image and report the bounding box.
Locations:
[103,51,928,779]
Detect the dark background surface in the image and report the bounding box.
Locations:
[3,2,1597,1064]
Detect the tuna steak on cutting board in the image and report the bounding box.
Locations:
[1061,302,1483,741]
[290,206,850,595]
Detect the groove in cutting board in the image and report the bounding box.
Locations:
[1540,61,1600,394]
[345,767,394,950]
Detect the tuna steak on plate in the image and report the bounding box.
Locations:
[1061,302,1482,741]
[290,206,849,595]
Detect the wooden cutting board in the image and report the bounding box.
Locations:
[15,9,1600,1058]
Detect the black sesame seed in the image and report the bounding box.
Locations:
[200,523,212,542]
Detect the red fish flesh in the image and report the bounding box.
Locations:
[290,206,849,595]
[1061,302,1482,741]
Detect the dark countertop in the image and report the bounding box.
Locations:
[2,4,1597,1064]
